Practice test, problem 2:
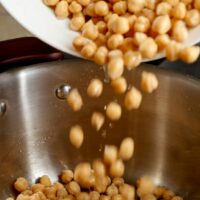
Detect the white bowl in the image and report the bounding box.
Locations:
[2,0,200,61]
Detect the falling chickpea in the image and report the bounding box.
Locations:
[69,125,84,148]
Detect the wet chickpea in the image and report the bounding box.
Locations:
[165,41,183,61]
[113,177,124,187]
[77,0,90,6]
[91,112,105,131]
[43,0,59,6]
[67,88,83,111]
[94,1,109,16]
[124,50,142,70]
[152,15,171,34]
[66,181,81,195]
[111,76,127,94]
[141,71,158,93]
[119,137,134,161]
[87,78,103,98]
[119,184,135,200]
[31,184,45,193]
[70,13,85,31]
[107,57,124,80]
[55,0,69,18]
[57,188,68,199]
[61,170,74,183]
[93,159,106,177]
[69,125,84,148]
[113,1,127,15]
[107,34,124,50]
[43,186,57,199]
[14,177,29,192]
[124,87,142,110]
[90,191,100,200]
[104,145,118,164]
[82,24,98,40]
[109,159,125,178]
[171,2,186,19]
[94,46,108,65]
[139,38,158,59]
[69,1,82,14]
[40,175,51,187]
[137,176,155,198]
[141,194,156,200]
[156,2,171,15]
[81,41,97,58]
[185,9,200,27]
[134,16,150,33]
[106,102,122,121]
[111,17,130,34]
[155,34,170,50]
[179,46,200,63]
[106,184,118,196]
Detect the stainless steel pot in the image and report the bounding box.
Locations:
[0,59,200,199]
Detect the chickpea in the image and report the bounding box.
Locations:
[94,33,107,46]
[94,1,109,16]
[57,188,68,199]
[134,32,147,46]
[31,184,45,193]
[113,1,127,15]
[82,25,98,40]
[94,46,108,65]
[124,87,142,110]
[93,159,106,177]
[163,189,175,199]
[142,9,155,22]
[134,16,150,33]
[36,191,47,200]
[106,184,119,196]
[107,57,124,80]
[156,2,172,15]
[155,34,170,50]
[61,170,74,183]
[40,175,52,187]
[95,176,108,193]
[14,177,29,192]
[126,14,137,26]
[43,186,57,199]
[124,50,142,70]
[43,0,59,6]
[120,37,135,53]
[73,36,87,51]
[69,1,82,14]
[164,0,179,6]
[66,181,81,195]
[119,184,135,200]
[70,13,85,31]
[154,186,166,198]
[54,181,65,190]
[127,0,145,13]
[100,195,111,200]
[55,1,69,18]
[77,0,90,6]
[152,15,171,34]
[137,176,155,197]
[141,194,156,200]
[172,20,188,42]
[107,34,124,49]
[104,145,118,164]
[111,194,123,200]
[145,0,157,10]
[76,192,90,200]
[87,78,103,98]
[107,14,119,30]
[171,2,186,19]
[185,9,200,27]
[81,41,97,58]
[181,0,192,4]
[6,198,14,200]
[108,50,123,60]
[66,194,76,200]
[139,38,158,59]
[119,137,134,161]
[111,76,127,94]
[96,21,107,33]
[91,112,105,131]
[113,177,124,187]
[90,191,100,200]
[67,88,83,111]
[106,102,122,121]
[111,17,130,34]
[69,125,84,148]
[21,190,32,195]
[110,159,125,178]
[179,46,200,63]
[165,41,183,61]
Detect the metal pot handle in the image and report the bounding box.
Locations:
[0,37,64,69]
